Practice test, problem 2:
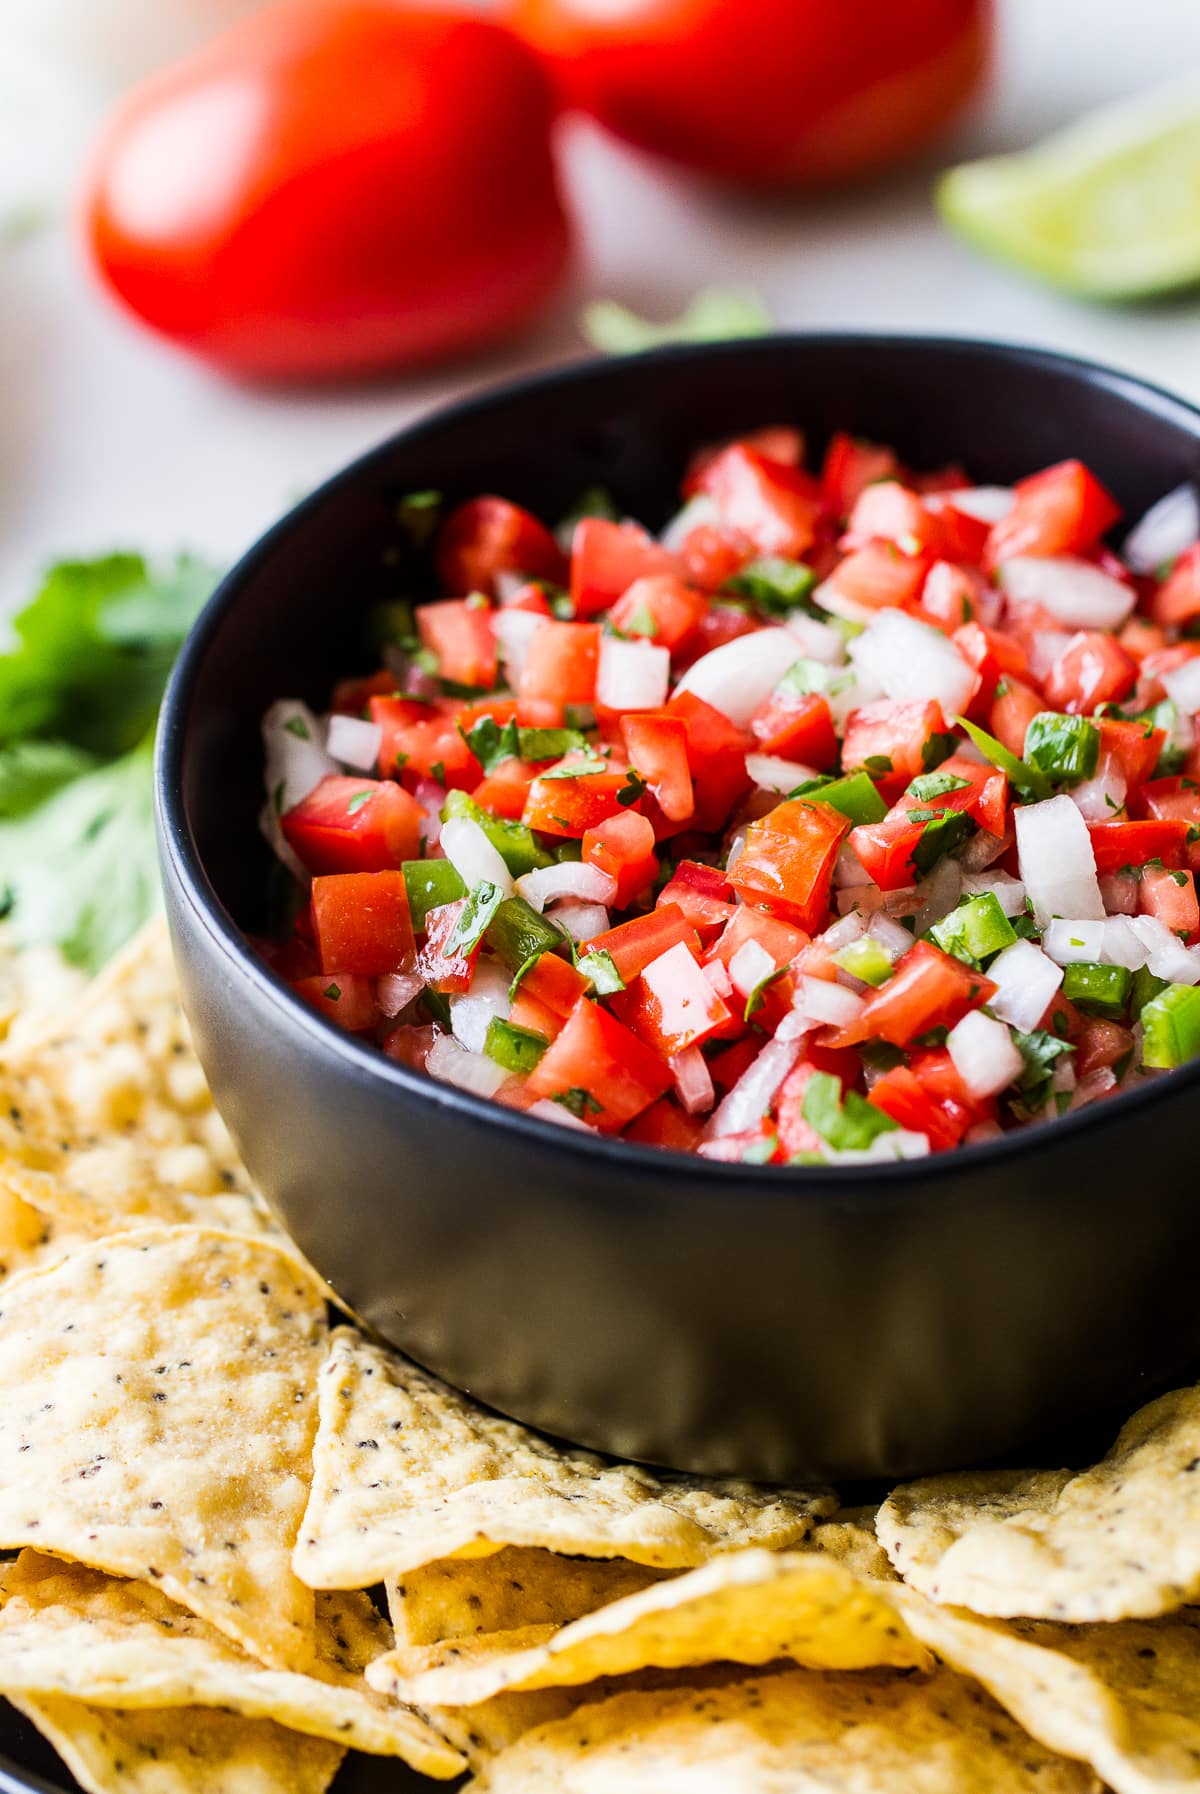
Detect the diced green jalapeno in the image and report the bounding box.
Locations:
[484,1017,549,1073]
[442,788,552,877]
[402,859,467,930]
[1060,960,1131,1018]
[485,896,568,974]
[930,892,1018,967]
[1141,982,1200,1068]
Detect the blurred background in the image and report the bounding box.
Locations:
[2,0,1200,609]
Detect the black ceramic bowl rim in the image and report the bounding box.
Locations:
[156,330,1200,1203]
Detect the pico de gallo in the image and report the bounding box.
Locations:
[258,430,1200,1165]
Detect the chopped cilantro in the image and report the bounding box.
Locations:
[552,1087,604,1119]
[616,768,648,808]
[801,1070,898,1152]
[445,880,505,957]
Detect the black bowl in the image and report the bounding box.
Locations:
[156,333,1200,1485]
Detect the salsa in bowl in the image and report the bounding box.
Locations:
[259,431,1200,1169]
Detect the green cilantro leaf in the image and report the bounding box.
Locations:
[801,1070,899,1152]
[552,1087,604,1119]
[445,880,505,957]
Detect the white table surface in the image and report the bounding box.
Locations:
[3,0,1200,608]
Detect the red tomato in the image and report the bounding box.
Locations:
[369,696,481,790]
[311,871,415,975]
[821,434,899,517]
[841,700,949,792]
[518,950,591,1017]
[508,0,991,188]
[619,941,732,1057]
[83,3,571,380]
[517,621,601,725]
[749,690,839,770]
[665,691,752,830]
[696,447,822,557]
[866,1064,965,1152]
[1152,544,1200,628]
[525,997,671,1131]
[708,905,808,972]
[417,899,482,994]
[620,714,694,823]
[988,677,1043,760]
[291,972,379,1031]
[829,942,995,1048]
[1133,775,1200,827]
[1100,718,1166,796]
[728,797,850,931]
[625,1097,706,1153]
[1087,819,1190,875]
[571,521,680,618]
[985,460,1121,567]
[437,498,567,599]
[524,767,632,837]
[656,863,736,941]
[583,903,700,983]
[582,810,660,906]
[608,576,708,651]
[282,775,422,873]
[1041,631,1137,715]
[1139,866,1200,935]
[825,540,931,612]
[416,599,498,690]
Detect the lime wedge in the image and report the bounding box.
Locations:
[939,80,1200,299]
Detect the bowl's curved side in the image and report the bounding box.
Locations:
[157,335,1200,1480]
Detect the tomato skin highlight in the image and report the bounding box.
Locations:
[508,0,991,189]
[311,871,415,976]
[83,2,572,380]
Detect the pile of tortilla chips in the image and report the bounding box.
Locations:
[0,920,1197,1793]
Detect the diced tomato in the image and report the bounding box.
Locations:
[524,767,631,837]
[619,940,732,1056]
[928,503,991,567]
[748,689,838,770]
[708,904,808,972]
[696,445,821,558]
[499,579,553,616]
[415,598,497,690]
[825,540,930,611]
[518,950,591,1018]
[282,775,422,874]
[583,903,700,984]
[843,482,933,551]
[841,700,950,792]
[369,696,481,789]
[570,519,680,617]
[582,810,659,906]
[437,496,567,598]
[828,942,995,1048]
[1098,717,1166,795]
[685,426,805,493]
[951,621,1029,716]
[1041,630,1137,715]
[707,1034,761,1092]
[470,757,541,819]
[608,574,708,651]
[1074,1018,1135,1078]
[525,997,671,1132]
[1151,543,1200,628]
[1118,616,1168,662]
[698,1118,783,1163]
[931,753,1008,836]
[866,1064,964,1152]
[1135,643,1200,710]
[1133,774,1200,826]
[666,690,753,830]
[517,621,601,726]
[728,797,849,931]
[1087,818,1190,874]
[330,668,398,714]
[291,973,379,1032]
[850,810,927,892]
[906,1045,990,1135]
[311,871,415,977]
[677,525,753,593]
[620,714,694,822]
[625,1096,706,1152]
[1140,865,1200,935]
[657,861,736,941]
[416,899,480,994]
[681,604,761,665]
[508,986,563,1041]
[380,1022,437,1070]
[988,677,1044,760]
[262,932,320,981]
[850,759,1004,894]
[985,460,1121,567]
[774,1060,824,1158]
[821,432,898,519]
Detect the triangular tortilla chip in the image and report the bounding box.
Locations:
[387,1548,669,1648]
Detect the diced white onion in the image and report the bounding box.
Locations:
[1071,1066,1118,1111]
[958,826,1011,873]
[1162,656,1200,718]
[987,939,1064,1032]
[596,635,670,711]
[1099,871,1141,916]
[1128,915,1200,985]
[262,699,336,814]
[673,628,801,726]
[426,1034,510,1098]
[745,752,818,794]
[947,1010,1025,1100]
[494,571,530,604]
[494,609,544,684]
[413,776,445,851]
[821,911,868,950]
[961,870,1027,917]
[1099,915,1148,970]
[1122,483,1200,574]
[783,613,845,664]
[1015,795,1104,926]
[728,939,777,1000]
[376,970,425,1019]
[833,841,871,890]
[705,1034,802,1138]
[1070,755,1127,822]
[549,900,610,943]
[848,610,978,715]
[999,556,1135,630]
[941,485,1014,523]
[703,957,734,999]
[641,942,729,1042]
[517,862,616,913]
[439,816,515,899]
[913,859,964,932]
[797,976,864,1027]
[811,581,884,627]
[671,1046,715,1115]
[528,1096,592,1131]
[325,713,382,772]
[867,913,916,959]
[448,961,513,1055]
[659,493,719,551]
[825,1130,931,1164]
[1042,919,1108,966]
[1028,628,1074,684]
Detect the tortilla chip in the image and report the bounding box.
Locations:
[387,1548,668,1648]
[0,1226,326,1670]
[0,1551,463,1777]
[370,1545,932,1706]
[295,1330,833,1588]
[9,1694,345,1794]
[0,937,87,1050]
[467,1665,1100,1793]
[879,1385,1200,1620]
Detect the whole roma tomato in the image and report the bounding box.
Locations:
[508,0,991,187]
[83,2,573,380]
